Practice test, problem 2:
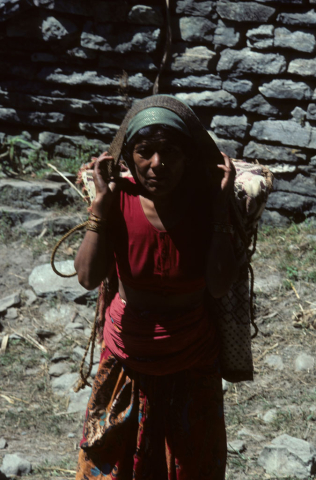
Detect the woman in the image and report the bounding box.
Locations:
[74,95,238,480]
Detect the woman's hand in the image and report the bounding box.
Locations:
[210,152,236,222]
[91,152,117,218]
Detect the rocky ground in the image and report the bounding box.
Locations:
[0,177,315,480]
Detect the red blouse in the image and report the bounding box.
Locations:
[111,179,210,294]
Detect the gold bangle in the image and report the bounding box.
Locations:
[210,223,234,235]
[86,220,106,234]
[89,212,107,224]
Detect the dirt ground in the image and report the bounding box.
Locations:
[0,221,316,480]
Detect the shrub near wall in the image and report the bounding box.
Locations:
[0,0,316,223]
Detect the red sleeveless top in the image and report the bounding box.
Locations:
[111,179,210,294]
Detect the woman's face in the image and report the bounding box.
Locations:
[132,137,187,197]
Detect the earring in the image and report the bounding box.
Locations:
[161,163,165,167]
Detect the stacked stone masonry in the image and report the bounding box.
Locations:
[1,0,316,222]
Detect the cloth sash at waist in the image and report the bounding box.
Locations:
[103,293,219,376]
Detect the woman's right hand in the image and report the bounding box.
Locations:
[91,152,117,218]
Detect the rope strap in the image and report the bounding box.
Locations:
[50,222,87,278]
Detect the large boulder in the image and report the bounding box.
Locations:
[258,434,316,478]
[28,261,96,301]
[1,454,32,477]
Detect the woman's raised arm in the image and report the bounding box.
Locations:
[74,153,117,290]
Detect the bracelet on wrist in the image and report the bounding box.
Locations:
[86,215,107,234]
[89,212,107,224]
[210,222,234,235]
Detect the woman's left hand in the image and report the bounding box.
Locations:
[217,152,236,201]
[210,152,236,221]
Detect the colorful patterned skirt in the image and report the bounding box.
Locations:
[76,345,226,480]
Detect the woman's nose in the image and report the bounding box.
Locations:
[150,152,164,170]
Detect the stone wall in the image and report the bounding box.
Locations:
[1,0,316,223]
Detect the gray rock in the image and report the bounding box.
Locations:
[0,438,7,449]
[41,16,78,43]
[49,363,69,377]
[0,292,20,314]
[295,353,315,372]
[0,108,69,129]
[34,0,92,16]
[262,409,278,423]
[243,141,306,163]
[24,289,37,306]
[51,352,70,363]
[170,45,216,73]
[307,104,316,120]
[21,214,84,236]
[211,115,248,139]
[267,192,316,214]
[217,2,275,22]
[241,94,279,117]
[250,120,311,148]
[73,345,100,365]
[237,427,265,442]
[1,454,32,477]
[67,386,91,413]
[65,322,84,332]
[246,25,274,49]
[176,0,214,16]
[265,355,284,370]
[51,372,78,395]
[223,78,253,95]
[0,0,32,22]
[168,74,221,90]
[260,210,291,226]
[274,174,316,198]
[38,67,148,89]
[128,5,163,26]
[68,433,75,438]
[5,308,18,320]
[256,0,303,3]
[91,1,129,22]
[178,16,215,43]
[81,23,160,54]
[228,440,246,454]
[259,79,313,100]
[79,122,119,137]
[209,132,243,158]
[288,58,316,77]
[175,90,237,108]
[277,10,316,27]
[217,48,286,75]
[0,92,99,117]
[29,261,95,301]
[292,106,307,124]
[274,27,316,53]
[39,131,108,158]
[258,434,316,478]
[43,304,77,325]
[128,73,153,92]
[213,20,240,47]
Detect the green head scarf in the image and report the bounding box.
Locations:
[125,107,191,143]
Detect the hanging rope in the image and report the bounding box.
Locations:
[153,0,172,95]
[50,222,87,278]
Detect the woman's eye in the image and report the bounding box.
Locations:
[136,148,152,158]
